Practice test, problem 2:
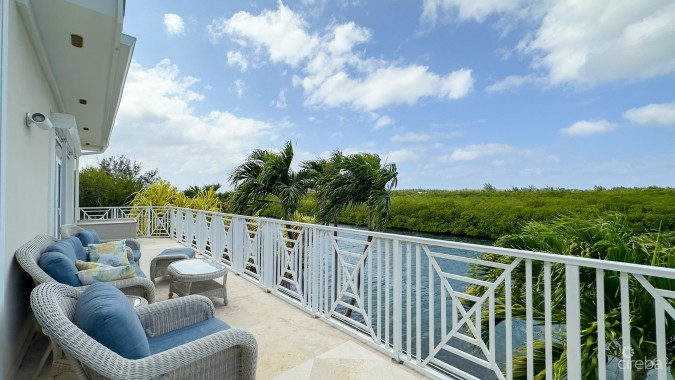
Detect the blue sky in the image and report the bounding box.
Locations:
[87,0,675,191]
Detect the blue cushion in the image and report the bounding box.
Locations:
[158,248,195,258]
[38,251,82,286]
[63,237,87,261]
[75,230,100,247]
[45,240,78,263]
[73,282,150,359]
[148,318,230,354]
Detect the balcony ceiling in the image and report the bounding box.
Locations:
[16,0,135,154]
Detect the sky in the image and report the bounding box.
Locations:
[84,0,675,191]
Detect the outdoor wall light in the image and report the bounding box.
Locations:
[26,112,53,130]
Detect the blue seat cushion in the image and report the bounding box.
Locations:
[75,230,100,247]
[38,251,82,286]
[148,318,230,354]
[46,238,85,262]
[158,248,195,258]
[73,282,150,359]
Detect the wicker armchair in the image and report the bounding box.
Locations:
[31,282,258,379]
[15,234,155,302]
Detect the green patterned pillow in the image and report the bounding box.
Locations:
[88,240,129,267]
[75,260,112,271]
[77,265,136,285]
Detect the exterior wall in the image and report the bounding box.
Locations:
[2,0,65,376]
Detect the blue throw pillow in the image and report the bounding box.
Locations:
[62,237,87,261]
[45,240,78,263]
[73,282,150,359]
[38,251,82,286]
[75,230,100,247]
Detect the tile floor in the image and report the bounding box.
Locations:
[16,237,423,379]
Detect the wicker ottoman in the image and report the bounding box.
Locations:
[149,248,195,284]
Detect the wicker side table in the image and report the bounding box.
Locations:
[168,258,228,305]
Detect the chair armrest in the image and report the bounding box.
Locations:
[123,238,141,252]
[137,295,214,336]
[105,276,156,303]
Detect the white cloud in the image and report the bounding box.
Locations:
[373,115,393,130]
[485,74,539,93]
[390,133,432,143]
[387,148,419,163]
[440,143,514,162]
[428,1,675,86]
[209,4,473,111]
[421,0,527,24]
[234,79,246,97]
[331,131,343,138]
[107,60,280,189]
[163,14,185,36]
[227,51,248,71]
[560,120,617,136]
[522,1,675,85]
[274,90,287,109]
[623,101,675,126]
[208,3,318,66]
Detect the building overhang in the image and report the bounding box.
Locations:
[16,0,135,154]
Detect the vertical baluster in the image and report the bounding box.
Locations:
[566,265,582,380]
[506,271,513,380]
[489,292,495,364]
[385,239,391,349]
[406,242,412,361]
[620,272,631,379]
[596,269,606,380]
[393,239,402,361]
[526,259,533,380]
[655,301,667,380]
[429,249,434,362]
[415,244,421,364]
[377,238,382,343]
[368,238,373,339]
[544,262,552,380]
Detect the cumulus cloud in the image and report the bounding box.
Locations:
[233,79,246,97]
[560,120,617,136]
[430,1,675,87]
[163,14,185,36]
[421,0,527,24]
[107,60,281,189]
[387,148,419,163]
[208,3,473,111]
[623,101,675,126]
[390,133,432,143]
[373,115,393,130]
[273,90,287,109]
[227,51,248,71]
[440,143,513,162]
[486,74,540,93]
[208,4,318,66]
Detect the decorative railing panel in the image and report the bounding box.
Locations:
[79,206,675,379]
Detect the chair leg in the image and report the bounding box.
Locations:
[31,344,52,379]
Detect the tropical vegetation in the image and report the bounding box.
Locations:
[467,214,675,379]
[79,155,158,207]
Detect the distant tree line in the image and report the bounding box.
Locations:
[80,155,675,239]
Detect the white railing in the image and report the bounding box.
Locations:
[80,206,675,380]
[79,206,171,237]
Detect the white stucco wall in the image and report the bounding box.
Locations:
[2,0,66,376]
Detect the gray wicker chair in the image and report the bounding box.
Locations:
[31,282,258,379]
[15,234,155,302]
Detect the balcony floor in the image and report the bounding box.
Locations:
[18,237,422,380]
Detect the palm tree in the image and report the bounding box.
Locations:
[307,151,398,230]
[467,213,675,379]
[229,141,312,221]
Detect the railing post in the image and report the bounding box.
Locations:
[262,220,274,291]
[311,227,319,315]
[392,239,403,363]
[565,264,581,379]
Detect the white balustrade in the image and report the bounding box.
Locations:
[79,206,675,379]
